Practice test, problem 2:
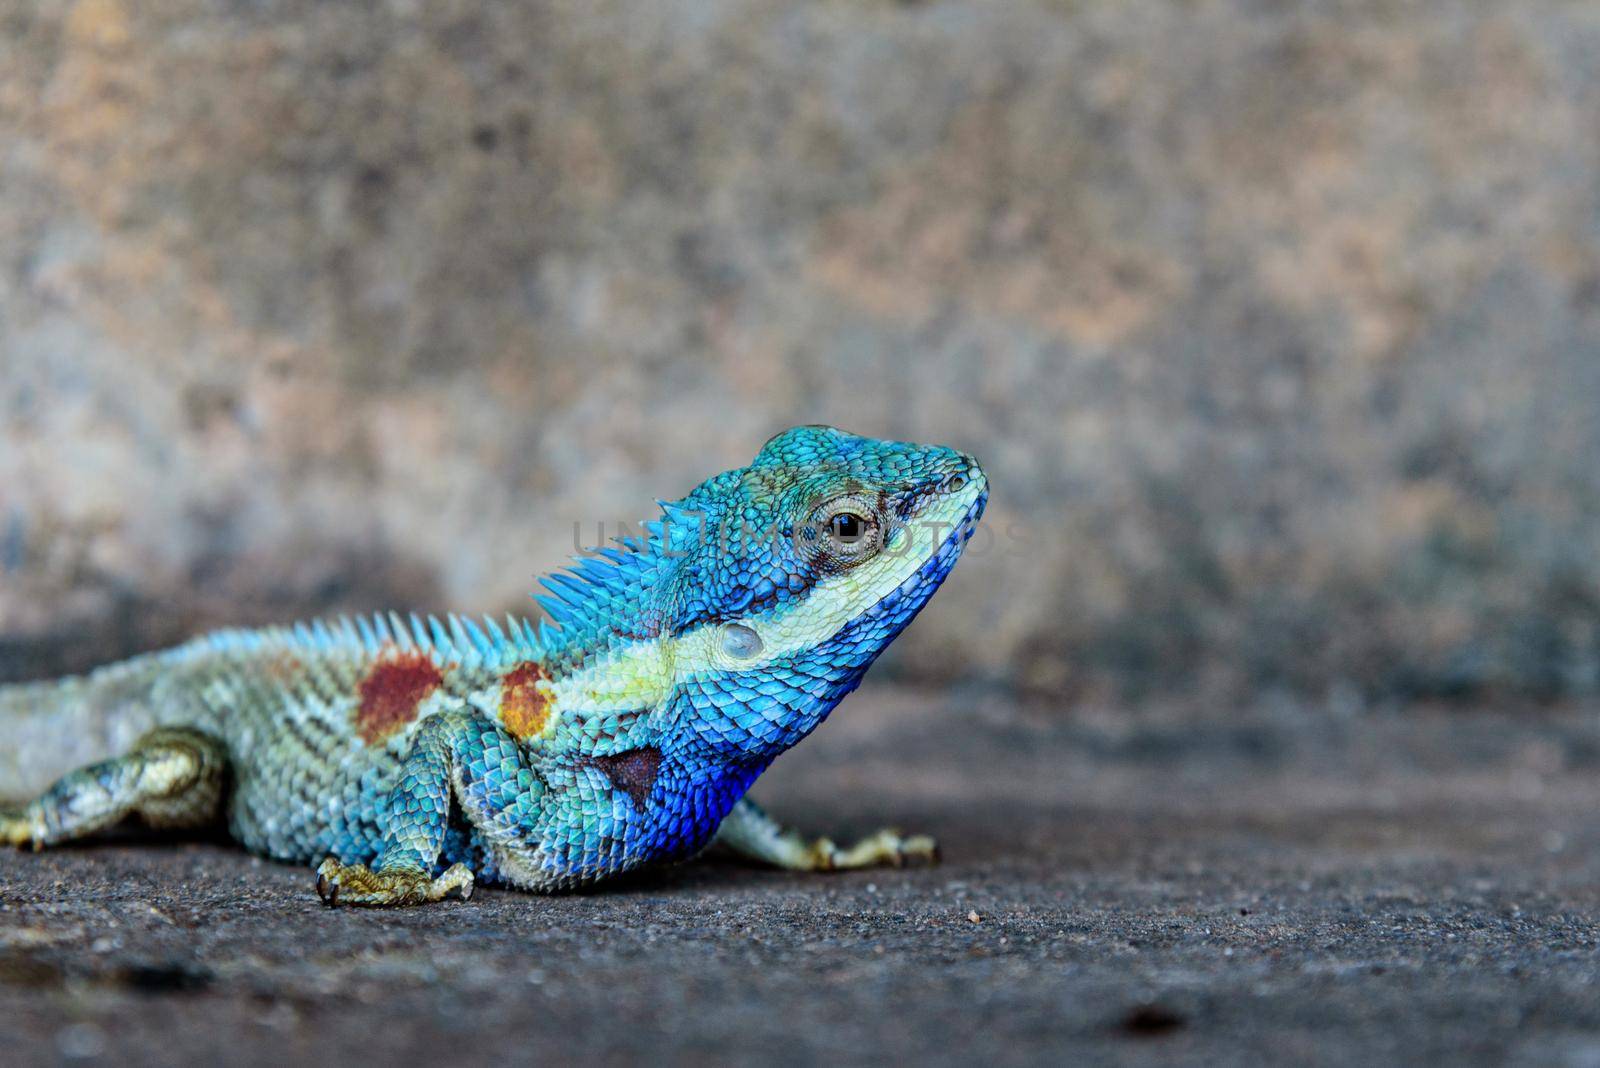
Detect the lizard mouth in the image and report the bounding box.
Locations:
[861,486,987,625]
[920,486,987,576]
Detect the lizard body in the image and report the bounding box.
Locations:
[0,426,986,905]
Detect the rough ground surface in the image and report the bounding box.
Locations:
[2,687,1597,1066]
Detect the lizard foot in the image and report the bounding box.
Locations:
[315,858,475,907]
[0,807,43,851]
[808,828,940,871]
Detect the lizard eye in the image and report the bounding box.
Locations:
[811,499,882,568]
[828,512,867,543]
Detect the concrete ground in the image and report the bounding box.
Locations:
[2,686,1598,1066]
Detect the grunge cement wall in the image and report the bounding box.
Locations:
[3,0,1599,703]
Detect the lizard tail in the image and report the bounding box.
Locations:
[0,655,171,801]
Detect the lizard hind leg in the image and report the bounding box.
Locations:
[1,727,226,849]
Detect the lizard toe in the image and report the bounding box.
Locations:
[896,833,940,867]
[828,828,940,870]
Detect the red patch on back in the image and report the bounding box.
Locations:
[355,654,443,744]
[499,661,552,739]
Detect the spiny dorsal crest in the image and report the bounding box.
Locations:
[205,610,542,671]
[531,498,707,661]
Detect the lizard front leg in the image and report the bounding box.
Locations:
[713,797,938,871]
[316,707,544,907]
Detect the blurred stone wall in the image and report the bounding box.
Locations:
[2,0,1599,704]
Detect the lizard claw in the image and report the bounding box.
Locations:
[315,867,338,905]
[315,857,475,908]
[895,833,940,867]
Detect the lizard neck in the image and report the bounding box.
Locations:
[534,611,676,731]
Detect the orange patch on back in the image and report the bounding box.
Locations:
[500,662,553,739]
[356,654,443,744]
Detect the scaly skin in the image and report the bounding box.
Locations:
[0,427,987,905]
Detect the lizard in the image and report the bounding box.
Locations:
[0,425,987,906]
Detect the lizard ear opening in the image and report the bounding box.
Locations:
[720,623,764,660]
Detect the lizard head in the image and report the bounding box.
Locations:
[656,425,988,758]
[539,426,986,761]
